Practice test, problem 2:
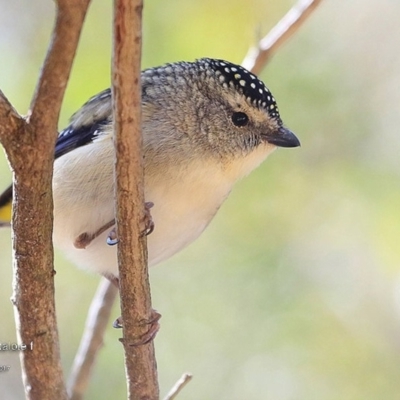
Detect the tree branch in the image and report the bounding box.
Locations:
[242,0,323,75]
[29,0,91,132]
[112,0,159,399]
[163,373,193,400]
[0,91,26,151]
[0,1,91,398]
[67,279,118,400]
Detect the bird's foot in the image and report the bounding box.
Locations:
[103,275,160,345]
[74,219,115,249]
[106,227,118,246]
[114,309,161,346]
[106,201,155,246]
[142,201,155,236]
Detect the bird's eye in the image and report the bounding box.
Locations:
[231,112,249,127]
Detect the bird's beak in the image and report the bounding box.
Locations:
[263,126,300,148]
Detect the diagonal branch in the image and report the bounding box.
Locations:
[163,373,193,400]
[242,0,323,75]
[67,279,118,400]
[0,91,26,151]
[29,0,92,133]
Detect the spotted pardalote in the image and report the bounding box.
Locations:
[0,58,300,280]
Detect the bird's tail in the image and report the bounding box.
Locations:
[0,185,12,227]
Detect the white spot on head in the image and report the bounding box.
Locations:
[234,73,241,80]
[231,67,237,72]
[239,80,246,87]
[259,88,263,94]
[224,67,230,73]
[250,83,256,89]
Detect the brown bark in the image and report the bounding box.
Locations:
[112,0,159,399]
[0,1,91,399]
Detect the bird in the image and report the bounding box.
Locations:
[0,58,300,283]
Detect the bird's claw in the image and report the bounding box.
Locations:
[106,201,154,246]
[114,309,161,346]
[106,227,118,246]
[142,201,155,237]
[74,219,115,249]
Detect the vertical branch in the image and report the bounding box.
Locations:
[112,0,159,399]
[0,1,91,399]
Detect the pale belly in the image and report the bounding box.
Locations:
[53,207,214,277]
[51,137,273,276]
[52,147,230,276]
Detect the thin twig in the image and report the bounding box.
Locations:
[163,373,193,400]
[112,0,159,399]
[67,279,118,400]
[242,0,323,75]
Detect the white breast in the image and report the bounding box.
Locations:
[52,139,275,277]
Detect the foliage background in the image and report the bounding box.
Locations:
[1,0,400,399]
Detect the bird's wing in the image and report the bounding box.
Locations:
[0,88,114,221]
[0,185,12,225]
[55,88,113,159]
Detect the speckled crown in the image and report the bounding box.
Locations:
[198,58,280,121]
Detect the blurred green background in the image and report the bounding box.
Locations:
[1,0,400,399]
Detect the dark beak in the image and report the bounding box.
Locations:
[264,126,300,148]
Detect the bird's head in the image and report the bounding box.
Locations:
[142,58,300,177]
